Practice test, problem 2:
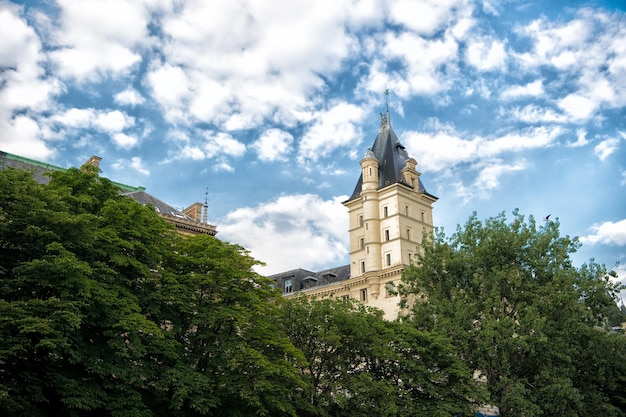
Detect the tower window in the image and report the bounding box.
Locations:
[360,237,365,249]
[360,261,365,273]
[383,206,388,217]
[405,205,409,216]
[406,227,411,240]
[359,215,364,227]
[421,211,425,222]
[384,229,390,241]
[284,278,293,294]
[386,253,391,266]
[360,288,368,302]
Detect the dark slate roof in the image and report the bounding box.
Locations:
[122,190,196,221]
[346,111,436,202]
[269,265,351,293]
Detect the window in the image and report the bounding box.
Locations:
[342,295,350,302]
[284,278,293,293]
[406,227,411,240]
[385,281,395,297]
[360,237,365,249]
[383,206,388,217]
[386,253,391,266]
[421,211,425,222]
[359,215,364,227]
[405,205,409,216]
[360,288,368,302]
[360,261,365,273]
[384,229,390,241]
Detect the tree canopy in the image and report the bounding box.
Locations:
[399,210,626,417]
[0,166,485,417]
[3,168,624,417]
[0,167,300,417]
[279,295,483,417]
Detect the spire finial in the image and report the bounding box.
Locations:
[202,188,208,224]
[384,87,390,114]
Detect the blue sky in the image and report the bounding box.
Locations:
[1,0,625,296]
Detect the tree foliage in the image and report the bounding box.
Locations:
[399,210,626,417]
[0,167,300,417]
[279,296,483,417]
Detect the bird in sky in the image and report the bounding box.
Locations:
[544,214,551,221]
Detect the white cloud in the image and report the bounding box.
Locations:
[404,125,561,172]
[252,129,294,162]
[568,128,590,147]
[213,161,235,173]
[621,171,626,186]
[48,0,153,80]
[130,156,149,175]
[514,10,626,121]
[501,79,544,99]
[508,104,568,124]
[219,194,349,275]
[594,137,620,161]
[146,63,191,120]
[94,110,134,133]
[466,37,507,71]
[557,94,597,120]
[298,102,364,164]
[114,88,145,106]
[51,108,95,128]
[580,219,626,246]
[179,146,205,161]
[112,132,138,149]
[51,108,134,133]
[202,132,246,159]
[474,159,525,191]
[0,115,55,161]
[0,4,61,159]
[372,31,460,96]
[388,0,469,36]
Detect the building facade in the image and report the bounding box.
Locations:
[271,109,437,319]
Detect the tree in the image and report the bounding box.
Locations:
[0,167,303,417]
[279,296,482,417]
[142,234,304,417]
[398,210,626,417]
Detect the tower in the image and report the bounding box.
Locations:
[270,107,437,320]
[342,109,437,317]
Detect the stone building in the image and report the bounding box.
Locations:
[0,151,216,236]
[270,109,437,319]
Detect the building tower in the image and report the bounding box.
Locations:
[342,109,438,317]
[269,108,437,320]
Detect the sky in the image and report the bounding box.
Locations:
[1,0,625,297]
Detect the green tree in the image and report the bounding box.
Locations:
[0,167,303,417]
[143,234,304,417]
[399,210,626,417]
[279,296,481,417]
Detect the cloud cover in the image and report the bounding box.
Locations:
[0,0,625,278]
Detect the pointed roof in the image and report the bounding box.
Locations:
[346,110,436,202]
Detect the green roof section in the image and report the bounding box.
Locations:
[0,150,146,192]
